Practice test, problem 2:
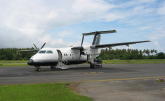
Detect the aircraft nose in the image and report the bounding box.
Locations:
[27,59,34,65]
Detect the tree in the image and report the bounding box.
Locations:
[157,52,165,59]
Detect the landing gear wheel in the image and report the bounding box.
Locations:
[35,66,41,72]
[100,64,103,68]
[50,66,55,70]
[98,64,102,68]
[90,63,95,69]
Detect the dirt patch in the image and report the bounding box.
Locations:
[68,82,81,93]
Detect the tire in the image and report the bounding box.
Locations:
[90,63,95,69]
[35,67,41,72]
[50,66,55,70]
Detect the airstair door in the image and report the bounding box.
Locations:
[57,50,62,62]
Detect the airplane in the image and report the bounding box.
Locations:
[27,30,150,71]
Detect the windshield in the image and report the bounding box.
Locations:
[46,50,53,54]
[38,50,46,54]
[38,50,53,54]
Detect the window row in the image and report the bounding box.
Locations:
[38,50,53,54]
[63,53,72,56]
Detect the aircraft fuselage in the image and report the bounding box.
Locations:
[28,46,94,66]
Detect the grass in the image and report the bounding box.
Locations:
[103,59,165,64]
[0,59,165,67]
[0,83,92,101]
[0,60,27,67]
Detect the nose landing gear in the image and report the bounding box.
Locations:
[35,66,41,72]
[50,66,56,70]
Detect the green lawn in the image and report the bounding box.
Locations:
[103,59,165,64]
[0,60,27,66]
[0,83,92,101]
[0,59,165,67]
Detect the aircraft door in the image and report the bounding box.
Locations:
[57,50,62,62]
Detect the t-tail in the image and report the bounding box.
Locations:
[81,30,116,46]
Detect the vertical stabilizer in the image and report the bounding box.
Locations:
[92,34,101,45]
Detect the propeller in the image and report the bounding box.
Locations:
[33,43,38,50]
[41,42,46,49]
[32,42,46,50]
[20,42,46,53]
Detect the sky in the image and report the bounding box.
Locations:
[0,0,165,52]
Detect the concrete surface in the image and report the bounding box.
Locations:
[0,64,165,84]
[0,64,165,101]
[78,79,165,101]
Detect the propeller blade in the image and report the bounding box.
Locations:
[41,42,46,49]
[33,43,38,49]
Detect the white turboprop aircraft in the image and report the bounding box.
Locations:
[27,30,150,71]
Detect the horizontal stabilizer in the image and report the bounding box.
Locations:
[93,40,151,48]
[83,30,116,36]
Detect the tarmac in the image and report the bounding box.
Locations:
[0,64,165,101]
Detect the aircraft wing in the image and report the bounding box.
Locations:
[93,40,150,48]
[71,46,83,50]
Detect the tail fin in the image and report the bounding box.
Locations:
[92,34,101,45]
[81,30,116,47]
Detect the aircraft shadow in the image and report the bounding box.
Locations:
[39,65,136,73]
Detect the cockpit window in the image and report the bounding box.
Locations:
[38,50,46,54]
[46,50,53,54]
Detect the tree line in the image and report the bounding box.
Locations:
[0,48,34,60]
[0,48,165,60]
[99,49,165,60]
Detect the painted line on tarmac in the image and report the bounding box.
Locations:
[79,76,165,83]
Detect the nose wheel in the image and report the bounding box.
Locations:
[35,66,41,72]
[50,66,56,70]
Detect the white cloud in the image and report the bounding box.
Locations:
[0,0,113,48]
[137,0,155,3]
[149,28,165,51]
[104,12,127,21]
[157,2,165,15]
[104,1,155,22]
[0,0,164,53]
[57,30,73,38]
[150,33,165,41]
[138,26,152,30]
[115,0,155,9]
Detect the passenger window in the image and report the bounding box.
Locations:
[39,50,46,54]
[46,50,53,54]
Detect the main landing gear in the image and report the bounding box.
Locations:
[35,66,56,72]
[90,59,102,69]
[90,63,102,69]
